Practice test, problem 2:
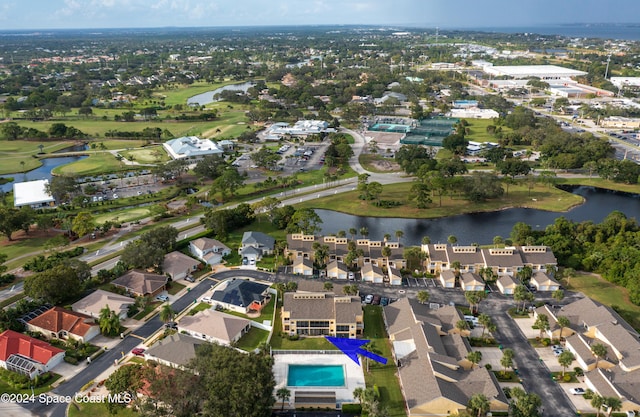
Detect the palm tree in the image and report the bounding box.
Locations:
[383,233,391,242]
[448,234,457,245]
[468,393,490,417]
[395,230,404,244]
[478,313,492,339]
[591,343,608,369]
[417,290,430,304]
[493,235,503,248]
[557,315,571,341]
[349,228,357,240]
[558,350,574,376]
[485,322,497,343]
[456,319,469,334]
[500,348,514,377]
[324,281,334,291]
[552,289,565,303]
[590,394,605,417]
[337,230,346,238]
[159,303,175,323]
[421,236,431,245]
[276,387,291,411]
[603,396,621,417]
[359,227,369,239]
[562,267,576,287]
[517,265,533,286]
[467,351,482,369]
[381,245,392,269]
[534,313,550,339]
[99,305,119,336]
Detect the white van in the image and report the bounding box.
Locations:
[464,315,479,325]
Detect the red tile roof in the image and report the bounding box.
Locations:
[27,307,96,338]
[0,330,64,365]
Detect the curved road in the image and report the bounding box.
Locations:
[18,270,273,417]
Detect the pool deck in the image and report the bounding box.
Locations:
[273,353,366,407]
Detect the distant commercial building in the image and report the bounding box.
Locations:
[264,120,335,140]
[13,179,55,208]
[600,116,640,129]
[610,77,640,90]
[483,65,587,80]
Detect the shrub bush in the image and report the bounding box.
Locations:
[64,356,79,365]
[341,404,362,414]
[563,374,572,382]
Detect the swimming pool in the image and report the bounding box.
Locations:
[287,364,345,387]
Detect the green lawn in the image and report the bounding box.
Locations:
[0,372,62,395]
[154,80,233,106]
[556,177,640,195]
[567,272,640,331]
[119,145,169,163]
[297,180,584,219]
[257,296,276,323]
[464,118,512,143]
[362,305,406,417]
[68,401,139,417]
[188,302,213,315]
[167,282,186,295]
[236,327,269,352]
[52,152,127,176]
[270,300,337,350]
[0,140,75,174]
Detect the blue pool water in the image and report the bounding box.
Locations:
[287,365,345,387]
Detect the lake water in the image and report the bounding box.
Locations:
[187,82,255,106]
[316,186,640,246]
[466,24,640,41]
[0,155,87,193]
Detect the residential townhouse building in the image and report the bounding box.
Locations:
[422,244,557,279]
[383,298,508,416]
[535,297,640,413]
[281,292,363,339]
[286,233,406,270]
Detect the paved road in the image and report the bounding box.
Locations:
[14,270,273,417]
[273,272,583,416]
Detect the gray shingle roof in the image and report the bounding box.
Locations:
[145,333,205,366]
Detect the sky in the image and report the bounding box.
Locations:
[0,0,638,30]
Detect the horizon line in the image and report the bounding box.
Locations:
[1,22,640,33]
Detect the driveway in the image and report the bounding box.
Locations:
[484,299,576,416]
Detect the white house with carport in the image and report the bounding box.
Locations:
[13,179,55,208]
[439,269,456,288]
[239,231,275,263]
[460,272,485,291]
[388,267,403,286]
[326,260,348,279]
[530,271,560,291]
[496,274,517,295]
[292,257,313,276]
[361,263,385,284]
[189,237,231,265]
